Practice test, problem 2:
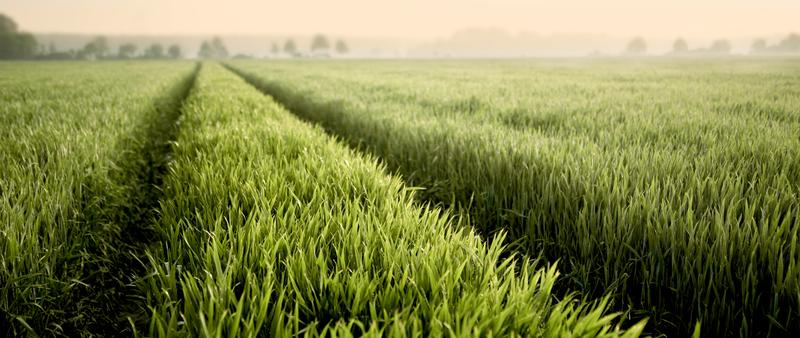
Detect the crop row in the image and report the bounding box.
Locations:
[0,61,196,336]
[139,63,643,337]
[227,59,800,336]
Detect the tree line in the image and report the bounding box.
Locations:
[1,13,184,60]
[624,33,800,56]
[0,13,36,59]
[279,34,349,57]
[194,34,349,59]
[5,12,799,59]
[1,13,350,60]
[195,34,349,59]
[67,36,183,60]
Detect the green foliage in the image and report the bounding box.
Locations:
[5,56,798,337]
[141,63,642,337]
[0,61,196,336]
[0,32,37,59]
[0,13,37,59]
[228,58,800,337]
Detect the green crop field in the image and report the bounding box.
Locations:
[2,58,799,337]
[1,61,196,336]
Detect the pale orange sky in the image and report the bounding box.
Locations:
[3,0,798,38]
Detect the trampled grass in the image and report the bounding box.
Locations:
[228,58,800,336]
[140,63,644,337]
[0,61,196,336]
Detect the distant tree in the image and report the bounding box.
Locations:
[283,39,297,55]
[211,37,228,58]
[198,37,228,59]
[311,34,330,52]
[198,41,214,58]
[0,13,38,59]
[0,32,36,59]
[672,38,689,54]
[0,13,18,34]
[168,44,182,59]
[750,39,767,54]
[270,42,280,54]
[0,34,13,59]
[625,37,647,55]
[776,33,800,52]
[708,39,732,54]
[11,33,37,58]
[82,36,110,59]
[143,43,165,59]
[118,43,137,59]
[335,39,349,54]
[93,36,110,57]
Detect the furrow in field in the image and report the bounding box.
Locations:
[0,61,196,336]
[226,61,800,337]
[139,62,644,337]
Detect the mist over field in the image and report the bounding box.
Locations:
[30,29,796,58]
[3,0,799,58]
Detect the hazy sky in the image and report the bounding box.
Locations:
[3,0,798,38]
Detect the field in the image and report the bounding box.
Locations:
[2,58,799,337]
[0,61,196,335]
